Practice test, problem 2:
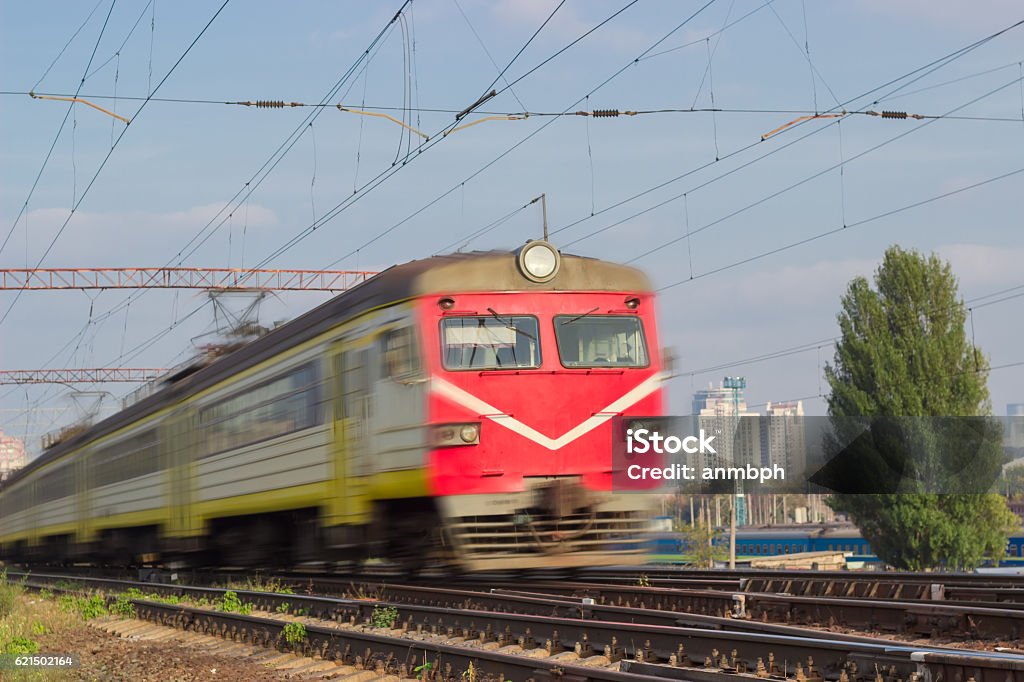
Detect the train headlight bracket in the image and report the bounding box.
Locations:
[517,240,561,283]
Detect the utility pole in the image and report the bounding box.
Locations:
[723,376,746,569]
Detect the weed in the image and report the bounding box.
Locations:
[111,592,136,618]
[225,575,295,595]
[77,595,108,620]
[275,602,290,614]
[38,588,54,600]
[636,574,651,588]
[349,582,386,601]
[370,605,398,629]
[415,660,433,680]
[218,590,254,615]
[2,635,38,655]
[30,621,47,636]
[282,621,306,648]
[57,593,107,620]
[0,569,22,617]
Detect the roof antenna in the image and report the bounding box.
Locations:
[529,193,549,241]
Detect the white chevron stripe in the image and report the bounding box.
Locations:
[432,374,664,451]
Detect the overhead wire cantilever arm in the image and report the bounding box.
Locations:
[445,114,528,136]
[761,112,845,140]
[29,91,130,124]
[336,103,429,139]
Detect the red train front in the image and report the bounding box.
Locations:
[417,241,665,570]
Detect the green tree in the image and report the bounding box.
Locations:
[824,246,1016,570]
[682,522,726,568]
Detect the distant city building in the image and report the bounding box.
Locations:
[762,400,807,476]
[692,379,761,527]
[0,430,27,481]
[692,380,761,470]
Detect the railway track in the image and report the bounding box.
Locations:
[21,562,1024,601]
[11,571,1024,681]
[12,563,1024,640]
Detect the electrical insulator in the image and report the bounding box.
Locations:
[881,110,908,119]
[592,109,620,117]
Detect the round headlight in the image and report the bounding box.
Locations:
[517,240,561,283]
[459,424,479,443]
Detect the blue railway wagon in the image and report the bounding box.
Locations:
[652,526,1024,565]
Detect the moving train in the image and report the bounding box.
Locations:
[0,242,665,571]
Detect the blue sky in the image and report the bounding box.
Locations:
[1,1,1022,452]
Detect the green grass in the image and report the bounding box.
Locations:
[57,594,107,620]
[0,569,22,618]
[371,605,399,629]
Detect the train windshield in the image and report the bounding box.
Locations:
[441,316,541,369]
[554,315,648,368]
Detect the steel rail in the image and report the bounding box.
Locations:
[13,572,1024,681]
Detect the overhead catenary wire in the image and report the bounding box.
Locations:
[0,0,417,433]
[266,0,680,271]
[0,0,233,331]
[8,91,1023,125]
[323,4,1022,280]
[44,0,715,416]
[0,0,118,262]
[655,164,1024,293]
[31,0,105,91]
[567,72,1024,256]
[0,1,422,426]
[13,0,414,379]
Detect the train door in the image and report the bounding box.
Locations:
[75,450,91,555]
[327,337,375,528]
[164,409,195,549]
[373,324,427,472]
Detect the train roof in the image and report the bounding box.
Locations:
[3,249,651,487]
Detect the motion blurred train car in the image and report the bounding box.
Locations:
[0,243,666,571]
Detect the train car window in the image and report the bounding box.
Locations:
[553,315,649,368]
[441,316,540,370]
[761,544,767,554]
[380,326,420,380]
[93,429,161,487]
[36,464,73,504]
[200,361,322,457]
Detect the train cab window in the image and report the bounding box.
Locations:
[441,316,540,370]
[554,315,648,368]
[381,326,420,380]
